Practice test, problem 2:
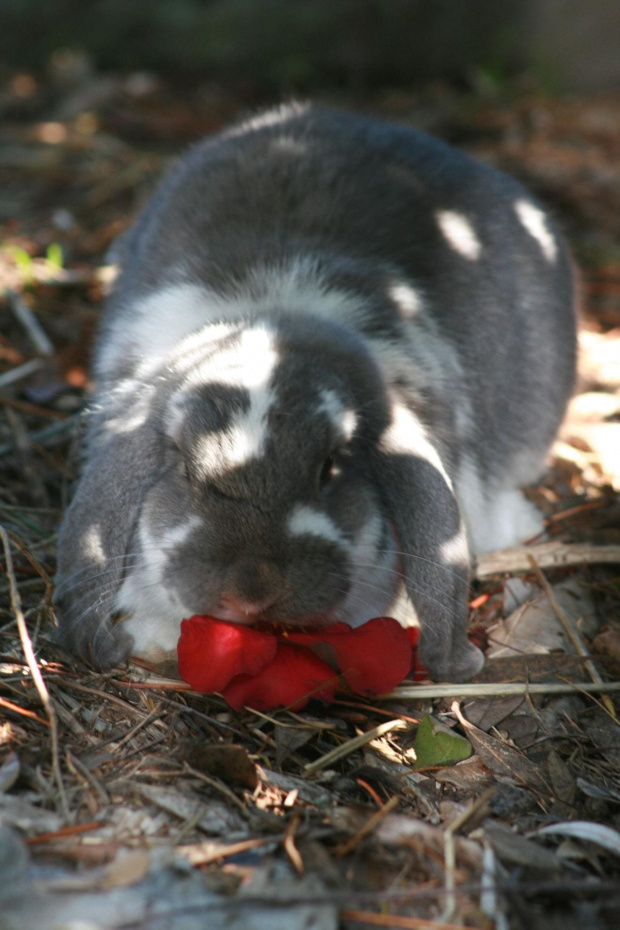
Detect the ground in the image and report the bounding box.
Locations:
[1,69,620,930]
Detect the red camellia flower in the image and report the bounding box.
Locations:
[177,614,426,711]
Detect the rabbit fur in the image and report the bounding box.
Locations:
[54,103,576,682]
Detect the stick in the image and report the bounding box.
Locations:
[0,526,70,820]
[527,553,616,718]
[475,541,620,578]
[384,681,620,700]
[303,719,410,778]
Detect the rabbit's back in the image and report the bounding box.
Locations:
[101,103,575,497]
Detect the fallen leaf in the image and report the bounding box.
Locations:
[452,704,549,792]
[184,743,258,790]
[536,821,620,858]
[413,715,472,770]
[547,750,578,804]
[99,849,150,889]
[484,823,559,872]
[463,695,525,731]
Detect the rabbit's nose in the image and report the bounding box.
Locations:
[213,591,279,624]
[219,592,278,616]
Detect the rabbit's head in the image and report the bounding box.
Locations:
[55,313,483,681]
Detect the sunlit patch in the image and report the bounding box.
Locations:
[270,135,308,156]
[318,389,357,442]
[36,122,67,144]
[389,282,424,319]
[435,210,482,261]
[288,505,351,550]
[160,517,202,549]
[200,325,279,391]
[514,199,557,262]
[81,525,106,566]
[105,384,155,435]
[227,102,311,136]
[240,256,365,324]
[98,283,220,377]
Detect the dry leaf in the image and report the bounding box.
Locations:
[453,705,550,793]
[547,750,578,804]
[99,850,151,889]
[537,821,620,858]
[484,823,559,872]
[184,743,258,790]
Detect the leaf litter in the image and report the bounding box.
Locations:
[1,70,620,929]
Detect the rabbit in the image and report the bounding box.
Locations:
[54,103,576,682]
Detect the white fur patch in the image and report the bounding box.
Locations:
[287,505,351,550]
[439,527,469,567]
[455,456,544,554]
[435,210,482,261]
[116,514,200,657]
[184,326,279,473]
[389,281,424,319]
[98,258,367,380]
[514,199,558,262]
[160,516,202,549]
[381,401,453,490]
[98,283,218,378]
[318,389,357,442]
[233,256,367,326]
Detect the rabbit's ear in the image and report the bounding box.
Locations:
[54,423,160,667]
[372,401,484,682]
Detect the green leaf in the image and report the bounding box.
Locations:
[413,715,472,770]
[46,242,64,270]
[2,243,34,284]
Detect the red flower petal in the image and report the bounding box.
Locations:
[177,615,276,693]
[222,642,337,711]
[287,617,412,695]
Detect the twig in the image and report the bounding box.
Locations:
[0,694,50,727]
[7,287,54,355]
[6,529,54,610]
[182,763,248,815]
[303,719,410,778]
[25,821,105,845]
[441,783,496,923]
[176,837,268,867]
[283,813,304,875]
[333,795,400,859]
[527,553,616,718]
[384,681,620,700]
[0,358,45,390]
[66,750,111,805]
[0,525,69,821]
[340,910,468,929]
[0,416,78,457]
[475,540,620,578]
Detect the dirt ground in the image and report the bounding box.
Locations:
[1,68,620,930]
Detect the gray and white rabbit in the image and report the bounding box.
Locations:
[54,103,576,682]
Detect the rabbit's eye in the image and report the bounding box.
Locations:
[319,454,335,487]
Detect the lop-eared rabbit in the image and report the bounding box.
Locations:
[55,104,576,681]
